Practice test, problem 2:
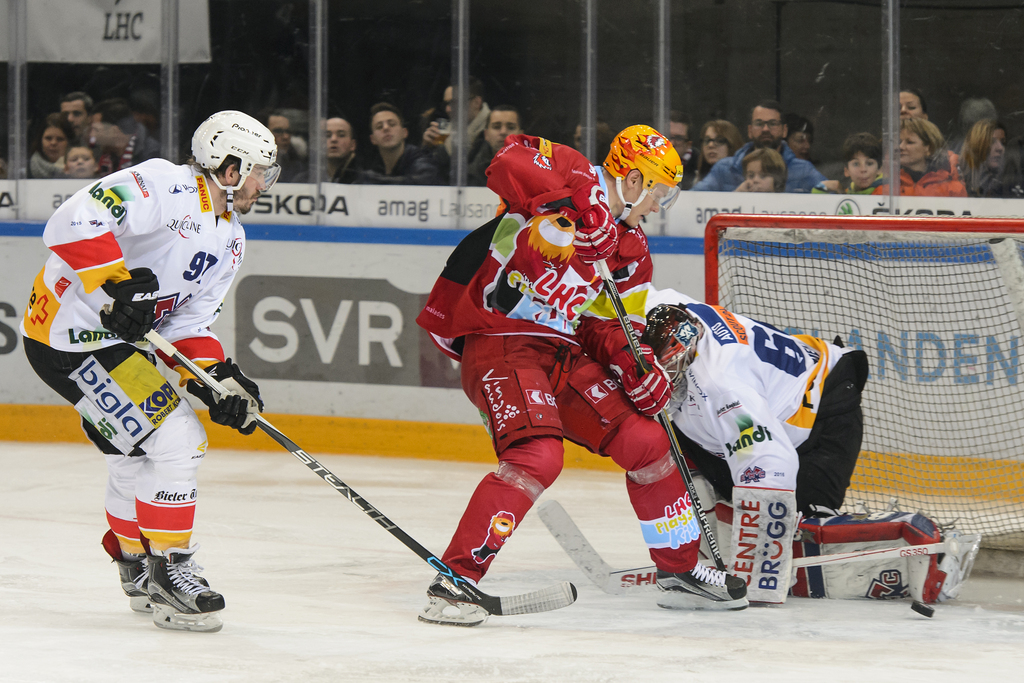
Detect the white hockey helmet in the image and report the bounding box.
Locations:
[191,110,281,191]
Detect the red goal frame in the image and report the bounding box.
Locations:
[703,214,1024,304]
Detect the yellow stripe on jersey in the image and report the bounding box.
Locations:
[586,285,649,324]
[786,336,831,430]
[539,137,553,158]
[77,260,131,293]
[23,268,59,346]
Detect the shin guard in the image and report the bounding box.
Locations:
[730,486,798,604]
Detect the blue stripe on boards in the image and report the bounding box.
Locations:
[0,221,704,255]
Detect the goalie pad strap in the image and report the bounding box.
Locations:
[731,486,798,604]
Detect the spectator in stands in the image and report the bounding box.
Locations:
[62,144,99,180]
[267,110,304,182]
[784,114,814,162]
[359,102,440,185]
[949,97,998,155]
[669,110,698,189]
[467,105,522,187]
[874,118,966,197]
[89,98,160,176]
[692,100,826,192]
[693,119,744,185]
[422,77,490,184]
[29,113,75,179]
[814,132,884,195]
[959,119,1023,198]
[573,119,615,162]
[59,91,93,144]
[736,147,787,193]
[899,89,928,120]
[293,115,362,184]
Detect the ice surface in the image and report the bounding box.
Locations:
[2,441,1022,682]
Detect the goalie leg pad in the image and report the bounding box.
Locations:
[731,486,798,604]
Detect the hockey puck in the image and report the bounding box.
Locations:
[911,601,935,618]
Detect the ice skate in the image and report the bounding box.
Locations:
[656,563,749,611]
[147,545,225,633]
[100,529,151,613]
[418,573,489,627]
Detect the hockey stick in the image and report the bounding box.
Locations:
[144,330,577,618]
[594,260,726,570]
[539,499,970,595]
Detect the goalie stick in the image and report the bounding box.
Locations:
[144,330,578,619]
[595,259,726,570]
[538,500,970,595]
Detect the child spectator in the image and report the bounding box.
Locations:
[737,147,786,192]
[784,114,814,162]
[814,133,884,194]
[874,118,967,197]
[62,144,99,179]
[29,113,74,179]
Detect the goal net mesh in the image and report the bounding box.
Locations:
[714,224,1024,550]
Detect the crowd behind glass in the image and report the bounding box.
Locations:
[17,80,1022,200]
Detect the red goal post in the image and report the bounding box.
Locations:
[704,213,1024,550]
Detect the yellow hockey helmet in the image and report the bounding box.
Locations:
[603,125,684,216]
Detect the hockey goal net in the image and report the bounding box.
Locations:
[706,214,1024,551]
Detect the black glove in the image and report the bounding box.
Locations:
[186,359,264,435]
[99,268,159,343]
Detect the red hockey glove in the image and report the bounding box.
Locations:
[609,345,672,416]
[565,184,618,263]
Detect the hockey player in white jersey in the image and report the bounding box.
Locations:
[641,290,868,605]
[21,110,279,632]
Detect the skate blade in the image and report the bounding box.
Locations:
[151,603,224,633]
[418,596,488,627]
[129,595,152,613]
[656,590,749,611]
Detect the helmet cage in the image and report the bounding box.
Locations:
[641,303,702,389]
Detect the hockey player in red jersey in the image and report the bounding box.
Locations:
[416,126,748,625]
[21,111,279,632]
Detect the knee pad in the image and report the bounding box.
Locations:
[605,413,670,472]
[496,436,564,499]
[626,451,676,485]
[139,399,208,471]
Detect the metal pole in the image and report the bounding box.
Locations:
[309,0,327,224]
[581,0,597,163]
[654,0,670,235]
[882,0,900,214]
[7,0,27,194]
[451,0,469,199]
[160,0,180,163]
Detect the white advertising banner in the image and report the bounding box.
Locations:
[11,179,1024,235]
[0,0,211,64]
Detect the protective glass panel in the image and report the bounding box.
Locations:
[325,0,450,187]
[900,1,1024,201]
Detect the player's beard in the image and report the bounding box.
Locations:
[232,188,260,214]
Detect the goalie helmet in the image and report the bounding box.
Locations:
[603,124,684,219]
[191,110,281,191]
[641,303,702,388]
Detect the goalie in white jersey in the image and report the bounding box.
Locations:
[20,111,279,632]
[641,289,868,605]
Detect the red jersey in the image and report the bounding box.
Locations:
[416,136,656,364]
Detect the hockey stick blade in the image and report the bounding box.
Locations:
[538,500,659,595]
[143,331,577,619]
[539,497,965,594]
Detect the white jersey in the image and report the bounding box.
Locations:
[649,289,852,492]
[22,159,244,366]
